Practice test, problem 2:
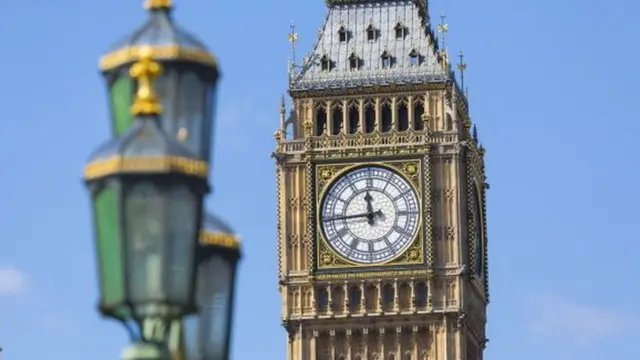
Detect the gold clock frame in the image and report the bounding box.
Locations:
[314,159,426,270]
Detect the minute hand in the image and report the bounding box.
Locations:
[323,212,370,222]
[323,210,382,222]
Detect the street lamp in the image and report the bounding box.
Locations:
[100,0,219,165]
[84,47,209,360]
[183,212,241,360]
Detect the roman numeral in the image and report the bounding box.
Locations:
[397,210,419,216]
[393,189,411,201]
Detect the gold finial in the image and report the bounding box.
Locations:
[130,47,163,116]
[437,13,448,45]
[287,23,299,82]
[303,118,313,137]
[144,0,172,10]
[273,130,283,142]
[437,14,449,71]
[457,51,467,89]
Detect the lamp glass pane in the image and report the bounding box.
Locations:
[165,185,198,304]
[197,254,233,360]
[125,182,167,302]
[110,75,134,136]
[176,72,205,160]
[203,84,218,165]
[94,186,125,307]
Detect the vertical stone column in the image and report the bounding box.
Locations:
[346,328,352,360]
[408,95,414,130]
[393,278,399,312]
[343,281,349,313]
[375,97,381,132]
[391,96,398,131]
[327,283,334,316]
[342,99,348,134]
[358,98,365,133]
[395,326,402,357]
[409,278,416,313]
[362,328,369,359]
[379,327,386,358]
[329,329,336,359]
[326,100,334,135]
[359,281,366,313]
[412,326,419,358]
[310,330,318,360]
[376,280,382,313]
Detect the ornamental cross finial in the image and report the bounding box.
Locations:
[457,50,467,89]
[130,47,163,116]
[288,23,299,64]
[437,13,448,47]
[287,23,299,84]
[144,0,172,10]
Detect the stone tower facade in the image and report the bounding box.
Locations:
[272,1,489,359]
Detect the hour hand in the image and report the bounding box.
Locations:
[364,191,375,224]
[364,191,374,213]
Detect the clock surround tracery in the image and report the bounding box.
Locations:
[314,159,426,271]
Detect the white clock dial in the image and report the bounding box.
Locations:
[320,165,420,264]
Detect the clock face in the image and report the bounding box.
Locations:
[320,165,420,264]
[471,182,483,277]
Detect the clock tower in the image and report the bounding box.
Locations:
[272,0,489,359]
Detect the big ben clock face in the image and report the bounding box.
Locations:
[320,165,420,264]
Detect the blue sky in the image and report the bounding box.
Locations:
[0,0,638,359]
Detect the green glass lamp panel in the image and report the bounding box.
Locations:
[110,76,134,135]
[94,187,125,308]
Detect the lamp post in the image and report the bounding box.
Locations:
[177,213,241,360]
[84,47,209,360]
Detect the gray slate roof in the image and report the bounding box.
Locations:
[88,115,200,164]
[202,212,235,235]
[291,0,449,91]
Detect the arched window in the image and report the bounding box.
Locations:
[381,100,392,132]
[348,102,359,134]
[413,101,424,130]
[381,51,393,69]
[395,22,407,39]
[349,285,362,311]
[332,103,344,135]
[316,287,329,313]
[367,24,377,41]
[415,282,427,308]
[364,100,375,133]
[397,100,409,131]
[349,53,360,71]
[315,105,327,135]
[409,49,420,66]
[338,26,349,42]
[320,55,331,71]
[383,283,395,309]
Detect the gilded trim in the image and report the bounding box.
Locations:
[144,0,172,9]
[199,230,241,249]
[289,81,449,99]
[84,155,208,180]
[313,268,432,281]
[100,45,217,72]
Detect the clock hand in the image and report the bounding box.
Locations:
[322,212,371,222]
[364,191,375,225]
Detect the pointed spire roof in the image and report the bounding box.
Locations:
[290,0,449,92]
